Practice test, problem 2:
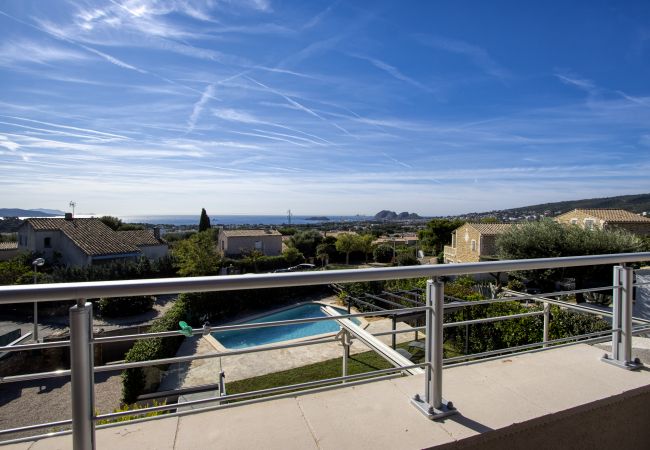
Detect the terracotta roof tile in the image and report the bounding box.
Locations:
[22,218,140,256]
[117,230,166,246]
[467,223,513,235]
[0,242,18,250]
[570,209,650,223]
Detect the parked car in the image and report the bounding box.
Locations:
[273,263,316,273]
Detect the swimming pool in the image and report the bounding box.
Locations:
[211,303,361,349]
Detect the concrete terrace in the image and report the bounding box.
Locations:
[7,344,650,450]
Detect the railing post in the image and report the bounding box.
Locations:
[602,265,642,370]
[70,299,96,450]
[337,329,351,382]
[391,315,397,350]
[542,302,550,348]
[411,279,456,419]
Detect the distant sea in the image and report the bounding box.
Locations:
[120,215,372,226]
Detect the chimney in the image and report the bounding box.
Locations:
[153,227,161,240]
[64,212,73,221]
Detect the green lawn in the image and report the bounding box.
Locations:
[225,340,462,397]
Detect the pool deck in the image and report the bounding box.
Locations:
[158,303,418,390]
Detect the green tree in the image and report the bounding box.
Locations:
[99,215,123,231]
[356,235,374,263]
[373,244,394,263]
[335,233,358,265]
[282,247,304,265]
[418,219,465,254]
[288,230,323,258]
[316,243,330,266]
[497,220,642,302]
[199,208,211,232]
[173,231,220,276]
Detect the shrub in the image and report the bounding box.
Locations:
[96,296,155,318]
[373,244,393,263]
[121,295,189,404]
[96,400,167,424]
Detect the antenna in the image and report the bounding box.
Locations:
[287,209,292,225]
[69,201,76,217]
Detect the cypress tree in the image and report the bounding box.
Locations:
[199,208,211,232]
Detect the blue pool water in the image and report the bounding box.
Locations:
[212,304,361,349]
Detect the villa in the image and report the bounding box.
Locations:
[554,208,650,236]
[217,229,283,257]
[443,223,512,263]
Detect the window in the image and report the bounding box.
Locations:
[254,240,263,250]
[471,239,476,252]
[570,219,578,225]
[44,237,51,248]
[584,219,594,230]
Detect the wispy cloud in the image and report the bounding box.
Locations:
[349,53,434,93]
[554,71,597,93]
[418,35,510,80]
[187,84,216,132]
[302,1,339,30]
[0,39,89,66]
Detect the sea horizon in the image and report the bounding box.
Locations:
[120,214,375,226]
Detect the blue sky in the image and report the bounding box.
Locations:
[1,0,649,216]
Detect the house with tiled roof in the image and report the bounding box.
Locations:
[117,229,168,260]
[17,217,156,266]
[443,223,513,263]
[218,229,282,257]
[554,209,650,236]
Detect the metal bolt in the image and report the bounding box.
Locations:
[447,401,454,409]
[428,406,435,415]
[413,394,421,402]
[602,353,609,360]
[634,357,641,364]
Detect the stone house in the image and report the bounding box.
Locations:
[218,229,282,257]
[17,217,167,266]
[443,223,512,263]
[554,209,650,236]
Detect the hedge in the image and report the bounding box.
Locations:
[121,294,189,404]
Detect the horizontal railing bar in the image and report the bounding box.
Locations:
[381,291,425,306]
[364,293,411,310]
[0,418,72,436]
[93,307,427,345]
[2,253,648,304]
[372,326,426,337]
[0,368,71,384]
[93,335,341,373]
[96,363,425,420]
[633,281,650,287]
[444,334,614,369]
[96,373,403,432]
[0,429,73,446]
[0,340,70,353]
[500,286,616,302]
[443,329,614,364]
[443,310,545,328]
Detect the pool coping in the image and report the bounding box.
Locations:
[204,300,370,353]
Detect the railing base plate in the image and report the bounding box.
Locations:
[411,395,457,420]
[601,354,643,371]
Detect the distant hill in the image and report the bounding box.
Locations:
[33,208,66,215]
[374,210,422,221]
[0,208,61,217]
[501,193,650,216]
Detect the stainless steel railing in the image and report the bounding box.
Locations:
[0,252,649,448]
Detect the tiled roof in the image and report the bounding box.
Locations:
[571,209,650,223]
[0,242,18,250]
[467,223,513,235]
[23,218,140,256]
[117,230,166,246]
[221,229,281,237]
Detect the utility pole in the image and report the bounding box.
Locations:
[287,209,292,225]
[69,201,76,218]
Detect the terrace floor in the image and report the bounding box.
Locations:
[8,343,650,449]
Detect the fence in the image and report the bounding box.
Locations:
[1,252,649,449]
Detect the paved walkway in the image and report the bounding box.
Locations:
[10,344,650,449]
